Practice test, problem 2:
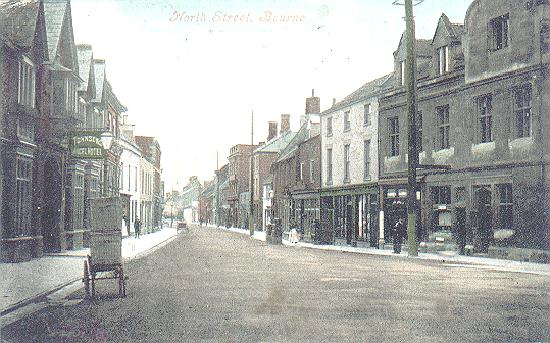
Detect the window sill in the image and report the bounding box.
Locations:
[326,180,333,186]
[363,176,372,182]
[326,133,333,138]
[343,179,351,184]
[363,123,371,127]
[343,128,351,133]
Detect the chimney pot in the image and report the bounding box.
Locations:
[333,98,336,106]
[267,121,278,141]
[280,114,290,134]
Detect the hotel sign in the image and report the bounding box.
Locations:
[70,132,105,159]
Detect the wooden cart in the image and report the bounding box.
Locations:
[83,197,127,299]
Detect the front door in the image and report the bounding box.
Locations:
[474,187,492,253]
[42,159,63,252]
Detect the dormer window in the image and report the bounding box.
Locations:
[437,46,449,75]
[489,14,509,51]
[400,60,406,86]
[18,57,36,108]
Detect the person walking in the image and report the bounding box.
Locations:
[392,217,406,254]
[134,217,141,239]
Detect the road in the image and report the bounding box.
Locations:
[3,226,550,342]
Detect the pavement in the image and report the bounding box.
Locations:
[0,227,179,318]
[211,224,550,277]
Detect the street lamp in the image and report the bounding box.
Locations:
[100,131,114,197]
[392,0,422,257]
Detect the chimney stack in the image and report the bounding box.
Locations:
[305,88,321,115]
[280,114,290,134]
[267,121,278,141]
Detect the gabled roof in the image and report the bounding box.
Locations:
[432,13,464,45]
[77,44,93,92]
[43,0,65,59]
[394,31,432,60]
[0,0,43,50]
[254,130,296,154]
[276,122,312,163]
[323,73,394,114]
[92,59,105,103]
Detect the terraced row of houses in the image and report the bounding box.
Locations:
[0,0,162,262]
[206,0,550,260]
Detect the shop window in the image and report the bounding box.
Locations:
[16,157,32,237]
[437,105,450,150]
[476,94,493,143]
[74,173,84,229]
[389,117,400,156]
[514,84,532,138]
[431,186,451,205]
[498,184,513,230]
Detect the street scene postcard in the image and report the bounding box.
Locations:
[1,0,550,342]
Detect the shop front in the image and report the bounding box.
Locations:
[320,184,379,247]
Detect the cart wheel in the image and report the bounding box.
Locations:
[83,260,90,298]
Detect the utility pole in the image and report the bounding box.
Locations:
[216,151,220,227]
[393,0,422,256]
[404,0,419,257]
[249,110,255,236]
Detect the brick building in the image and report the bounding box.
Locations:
[227,144,258,228]
[379,0,550,253]
[252,117,295,231]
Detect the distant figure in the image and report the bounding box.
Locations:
[392,217,406,254]
[134,218,141,239]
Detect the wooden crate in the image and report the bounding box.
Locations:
[89,197,122,234]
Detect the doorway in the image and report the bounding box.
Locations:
[473,187,492,253]
[42,159,63,252]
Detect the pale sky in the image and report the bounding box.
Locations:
[71,0,473,191]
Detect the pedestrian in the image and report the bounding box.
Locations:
[134,217,141,239]
[392,217,406,254]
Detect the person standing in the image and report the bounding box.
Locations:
[392,217,406,254]
[134,217,141,239]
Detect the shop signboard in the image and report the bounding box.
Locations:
[70,131,105,159]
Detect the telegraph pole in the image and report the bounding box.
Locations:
[404,0,419,256]
[216,151,220,227]
[249,110,254,236]
[393,0,422,256]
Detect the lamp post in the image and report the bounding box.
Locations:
[392,0,423,257]
[100,131,114,197]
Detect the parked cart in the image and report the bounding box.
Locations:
[83,197,127,298]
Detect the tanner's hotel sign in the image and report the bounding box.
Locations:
[70,132,105,159]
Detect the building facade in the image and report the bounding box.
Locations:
[227,144,257,228]
[379,0,550,252]
[320,74,393,247]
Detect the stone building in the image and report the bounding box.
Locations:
[320,74,394,247]
[379,0,550,253]
[180,176,202,224]
[135,136,162,230]
[0,0,49,262]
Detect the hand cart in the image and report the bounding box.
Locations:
[83,197,127,299]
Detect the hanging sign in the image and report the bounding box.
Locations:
[70,131,105,159]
